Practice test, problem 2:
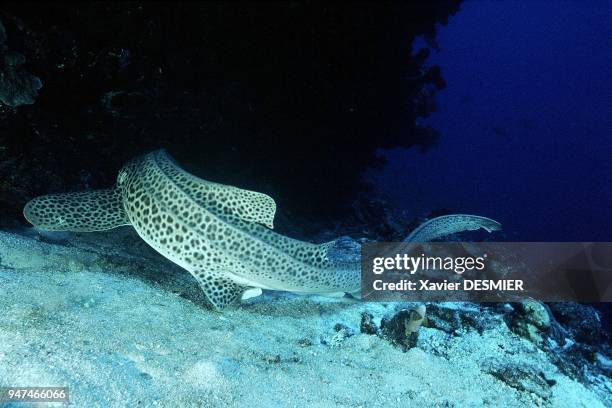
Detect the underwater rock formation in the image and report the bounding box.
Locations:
[380,304,427,351]
[426,302,502,335]
[360,312,379,335]
[506,300,552,347]
[0,2,461,231]
[548,302,605,344]
[0,20,42,107]
[484,362,556,401]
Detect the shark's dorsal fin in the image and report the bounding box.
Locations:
[198,182,277,229]
[152,150,277,229]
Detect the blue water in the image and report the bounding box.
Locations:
[373,0,612,241]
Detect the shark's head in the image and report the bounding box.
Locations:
[23,188,130,232]
[116,154,145,190]
[23,195,71,231]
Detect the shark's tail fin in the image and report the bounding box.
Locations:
[23,188,131,232]
[404,214,501,242]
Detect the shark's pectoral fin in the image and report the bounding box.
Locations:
[194,272,260,310]
[194,273,244,310]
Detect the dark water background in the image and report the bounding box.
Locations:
[372,0,612,242]
[1,2,608,240]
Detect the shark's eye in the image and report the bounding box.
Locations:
[117,170,127,186]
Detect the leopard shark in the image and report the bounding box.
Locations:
[23,149,501,309]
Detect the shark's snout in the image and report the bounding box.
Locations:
[22,189,130,232]
[23,197,66,230]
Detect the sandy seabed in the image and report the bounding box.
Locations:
[0,230,609,407]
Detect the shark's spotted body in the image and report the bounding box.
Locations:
[118,150,360,306]
[24,150,501,309]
